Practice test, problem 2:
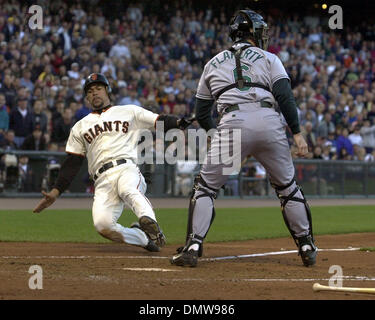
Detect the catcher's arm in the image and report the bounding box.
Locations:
[272,78,300,135]
[33,153,84,213]
[195,98,215,131]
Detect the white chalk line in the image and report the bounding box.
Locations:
[166,277,375,282]
[0,255,168,259]
[0,247,362,260]
[121,267,183,272]
[202,247,361,261]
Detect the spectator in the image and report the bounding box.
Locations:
[312,146,323,159]
[32,99,48,133]
[109,38,131,60]
[51,100,66,130]
[31,37,45,58]
[19,69,34,93]
[0,0,373,164]
[360,120,375,154]
[338,147,353,160]
[348,125,363,147]
[57,21,72,55]
[21,124,47,151]
[0,74,17,109]
[0,130,17,151]
[301,121,316,153]
[364,150,375,162]
[63,49,79,70]
[74,103,91,121]
[0,93,9,132]
[4,17,20,42]
[8,98,33,148]
[316,113,335,138]
[353,144,366,161]
[67,85,84,105]
[67,62,80,79]
[321,141,336,160]
[18,155,34,192]
[118,86,141,106]
[51,108,75,143]
[336,127,354,158]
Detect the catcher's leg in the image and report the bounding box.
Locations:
[171,125,246,267]
[171,174,219,267]
[253,125,317,267]
[272,179,317,267]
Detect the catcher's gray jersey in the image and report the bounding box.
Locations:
[196,43,289,113]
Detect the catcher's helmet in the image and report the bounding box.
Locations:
[229,9,269,50]
[83,73,112,95]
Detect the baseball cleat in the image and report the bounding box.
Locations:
[130,222,160,252]
[170,243,199,267]
[138,216,166,247]
[170,249,198,267]
[297,235,317,267]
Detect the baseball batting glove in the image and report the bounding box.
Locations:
[178,115,196,130]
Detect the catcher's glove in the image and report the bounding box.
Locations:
[178,115,196,130]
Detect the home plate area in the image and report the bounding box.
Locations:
[0,233,374,300]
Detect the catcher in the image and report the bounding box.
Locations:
[171,10,317,267]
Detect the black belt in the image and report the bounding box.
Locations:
[222,101,273,115]
[93,159,127,180]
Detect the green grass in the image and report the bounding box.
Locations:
[0,206,374,244]
[360,247,375,252]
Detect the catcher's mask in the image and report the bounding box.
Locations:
[229,9,269,50]
[83,73,112,96]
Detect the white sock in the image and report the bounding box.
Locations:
[122,226,149,247]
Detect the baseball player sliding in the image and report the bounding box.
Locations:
[33,73,192,252]
[171,9,317,267]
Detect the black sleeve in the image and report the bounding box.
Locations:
[156,115,179,132]
[53,153,84,194]
[272,78,300,134]
[195,98,216,131]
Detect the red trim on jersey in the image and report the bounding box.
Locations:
[92,105,113,114]
[66,151,85,157]
[137,171,142,190]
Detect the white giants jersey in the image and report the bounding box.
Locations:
[66,105,158,176]
[196,43,290,113]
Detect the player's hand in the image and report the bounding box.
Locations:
[33,189,60,213]
[178,116,196,130]
[293,133,308,157]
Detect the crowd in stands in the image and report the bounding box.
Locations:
[0,0,374,167]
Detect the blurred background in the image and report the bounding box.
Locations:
[0,0,374,198]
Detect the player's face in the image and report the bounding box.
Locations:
[86,84,110,110]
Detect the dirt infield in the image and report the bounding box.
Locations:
[1,198,374,300]
[1,233,374,300]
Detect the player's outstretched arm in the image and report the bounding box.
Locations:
[32,154,84,213]
[33,188,60,213]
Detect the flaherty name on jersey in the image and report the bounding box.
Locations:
[210,48,264,69]
[83,120,129,144]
